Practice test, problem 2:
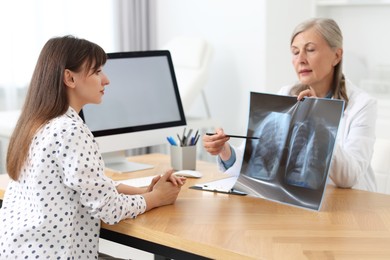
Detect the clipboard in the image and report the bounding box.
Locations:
[189,177,248,196]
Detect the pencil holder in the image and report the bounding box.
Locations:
[170,145,197,170]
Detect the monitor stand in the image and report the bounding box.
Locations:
[102,151,154,173]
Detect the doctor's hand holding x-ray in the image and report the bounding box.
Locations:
[203,17,377,192]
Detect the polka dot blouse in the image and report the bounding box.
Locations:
[0,107,147,259]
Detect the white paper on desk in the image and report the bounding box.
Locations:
[115,175,156,187]
[233,92,344,211]
[191,177,238,192]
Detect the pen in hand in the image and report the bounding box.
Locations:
[206,133,260,140]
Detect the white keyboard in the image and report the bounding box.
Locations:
[116,175,157,187]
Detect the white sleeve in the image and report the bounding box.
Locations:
[329,97,377,189]
[277,85,293,95]
[216,141,245,176]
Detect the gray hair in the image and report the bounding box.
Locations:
[290,18,348,108]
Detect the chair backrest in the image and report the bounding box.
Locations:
[372,138,390,194]
[162,36,213,113]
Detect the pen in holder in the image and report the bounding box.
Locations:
[170,145,197,170]
[168,128,199,170]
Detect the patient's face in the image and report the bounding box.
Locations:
[290,27,341,91]
[70,63,110,111]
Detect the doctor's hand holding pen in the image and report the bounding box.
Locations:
[202,128,232,160]
[167,128,200,147]
[203,128,261,161]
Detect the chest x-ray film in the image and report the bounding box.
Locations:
[233,92,344,211]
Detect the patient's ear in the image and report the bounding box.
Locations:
[63,69,76,89]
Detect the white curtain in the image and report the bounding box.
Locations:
[114,0,152,51]
[110,0,164,156]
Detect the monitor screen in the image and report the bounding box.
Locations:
[80,50,186,172]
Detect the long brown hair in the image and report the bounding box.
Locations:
[7,35,107,180]
[289,18,349,108]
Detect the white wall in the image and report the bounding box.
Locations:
[152,0,266,139]
[153,0,390,141]
[315,4,390,94]
[264,0,313,93]
[151,0,311,139]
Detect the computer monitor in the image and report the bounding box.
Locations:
[80,50,186,173]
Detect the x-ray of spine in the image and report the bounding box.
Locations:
[244,112,291,180]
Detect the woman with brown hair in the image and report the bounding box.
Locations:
[0,35,185,259]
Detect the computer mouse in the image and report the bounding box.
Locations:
[173,170,203,178]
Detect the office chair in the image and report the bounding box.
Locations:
[161,36,216,161]
[162,36,214,121]
[372,138,390,195]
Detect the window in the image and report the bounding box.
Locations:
[0,0,116,110]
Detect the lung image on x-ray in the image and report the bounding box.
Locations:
[285,119,334,190]
[234,92,344,211]
[244,112,291,180]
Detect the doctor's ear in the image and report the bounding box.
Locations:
[63,69,76,88]
[333,48,343,66]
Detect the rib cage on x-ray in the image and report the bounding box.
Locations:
[285,119,335,189]
[244,112,291,180]
[243,113,335,190]
[234,92,344,211]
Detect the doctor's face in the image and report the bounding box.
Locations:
[291,27,341,90]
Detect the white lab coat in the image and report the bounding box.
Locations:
[217,79,377,192]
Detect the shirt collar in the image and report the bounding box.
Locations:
[325,91,333,99]
[65,106,83,123]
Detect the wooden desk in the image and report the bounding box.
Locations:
[2,154,390,259]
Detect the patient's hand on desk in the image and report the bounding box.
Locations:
[146,169,186,192]
[143,170,185,211]
[116,170,185,199]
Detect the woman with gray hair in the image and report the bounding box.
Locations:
[203,18,377,192]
